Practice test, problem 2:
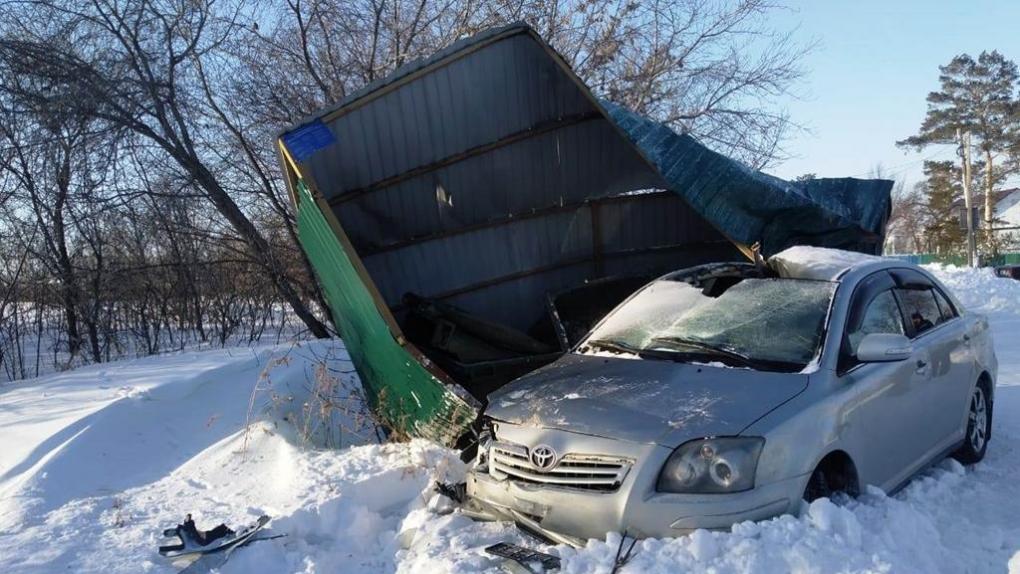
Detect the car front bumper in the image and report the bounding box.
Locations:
[465,424,806,543]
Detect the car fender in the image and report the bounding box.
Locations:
[969,313,997,397]
[739,376,861,487]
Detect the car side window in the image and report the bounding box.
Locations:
[847,290,904,355]
[932,288,957,322]
[895,288,941,336]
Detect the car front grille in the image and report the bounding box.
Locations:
[487,442,632,492]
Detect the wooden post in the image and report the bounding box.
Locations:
[959,129,977,268]
[985,147,995,254]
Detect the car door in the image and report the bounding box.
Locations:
[891,270,972,453]
[931,285,976,443]
[837,271,932,491]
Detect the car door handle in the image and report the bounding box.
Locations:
[962,334,971,345]
[915,359,928,374]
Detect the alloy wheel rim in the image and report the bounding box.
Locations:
[969,387,988,452]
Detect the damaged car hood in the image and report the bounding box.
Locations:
[485,353,809,447]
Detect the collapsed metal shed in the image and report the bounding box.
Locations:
[276,24,892,448]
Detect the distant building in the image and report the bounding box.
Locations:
[884,188,1020,255]
[950,188,1020,231]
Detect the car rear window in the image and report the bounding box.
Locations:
[932,288,957,322]
[895,288,941,336]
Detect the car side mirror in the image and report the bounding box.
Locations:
[856,333,912,363]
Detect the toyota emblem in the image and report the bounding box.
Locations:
[529,445,558,470]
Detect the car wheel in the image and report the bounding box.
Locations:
[803,467,832,502]
[803,452,859,502]
[952,379,992,464]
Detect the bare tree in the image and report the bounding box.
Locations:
[0,0,814,381]
[886,181,928,254]
[0,0,330,338]
[0,96,102,358]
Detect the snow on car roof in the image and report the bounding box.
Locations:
[768,245,883,281]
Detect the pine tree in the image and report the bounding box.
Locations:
[898,51,1020,252]
[920,161,964,254]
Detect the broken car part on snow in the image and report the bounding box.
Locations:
[485,542,562,573]
[158,514,274,571]
[275,23,893,449]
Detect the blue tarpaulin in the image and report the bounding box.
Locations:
[603,101,892,255]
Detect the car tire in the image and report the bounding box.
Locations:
[803,454,859,502]
[803,468,831,502]
[952,379,992,465]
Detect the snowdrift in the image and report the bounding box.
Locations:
[0,266,1018,573]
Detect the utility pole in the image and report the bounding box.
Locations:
[959,128,977,268]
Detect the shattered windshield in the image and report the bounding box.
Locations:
[580,277,835,370]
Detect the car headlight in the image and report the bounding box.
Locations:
[656,437,765,494]
[475,424,494,467]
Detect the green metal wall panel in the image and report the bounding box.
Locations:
[294,180,478,446]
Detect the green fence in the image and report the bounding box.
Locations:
[988,253,1020,266]
[887,252,1020,267]
[294,180,478,447]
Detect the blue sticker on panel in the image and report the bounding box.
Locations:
[281,119,337,162]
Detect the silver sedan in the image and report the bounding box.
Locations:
[464,250,997,544]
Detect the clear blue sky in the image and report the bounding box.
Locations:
[769,0,1020,189]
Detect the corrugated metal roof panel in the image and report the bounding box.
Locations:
[282,24,889,330]
[333,119,659,250]
[278,22,892,444]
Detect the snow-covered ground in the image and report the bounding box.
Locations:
[1,305,307,383]
[1,265,1018,573]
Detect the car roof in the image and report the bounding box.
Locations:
[765,246,953,291]
[767,245,889,282]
